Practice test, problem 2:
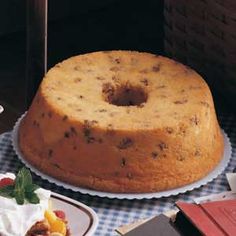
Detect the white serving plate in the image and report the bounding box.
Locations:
[12,113,232,200]
[50,192,98,236]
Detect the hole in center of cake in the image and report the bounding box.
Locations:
[103,83,148,106]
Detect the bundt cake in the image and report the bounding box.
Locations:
[18,51,224,193]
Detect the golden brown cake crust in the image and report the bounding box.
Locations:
[19,51,224,193]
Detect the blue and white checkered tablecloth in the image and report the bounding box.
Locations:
[0,113,236,235]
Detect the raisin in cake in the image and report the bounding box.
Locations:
[18,51,224,193]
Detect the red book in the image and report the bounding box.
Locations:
[201,200,236,236]
[176,200,236,236]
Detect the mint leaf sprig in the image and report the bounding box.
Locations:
[0,167,40,205]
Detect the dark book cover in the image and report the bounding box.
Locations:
[124,214,181,236]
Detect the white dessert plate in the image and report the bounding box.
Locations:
[50,192,98,236]
[12,113,232,199]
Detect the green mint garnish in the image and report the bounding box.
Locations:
[0,167,40,205]
[0,185,15,198]
[25,192,40,204]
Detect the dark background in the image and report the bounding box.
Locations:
[47,0,164,67]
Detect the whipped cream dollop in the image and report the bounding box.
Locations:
[0,173,51,236]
